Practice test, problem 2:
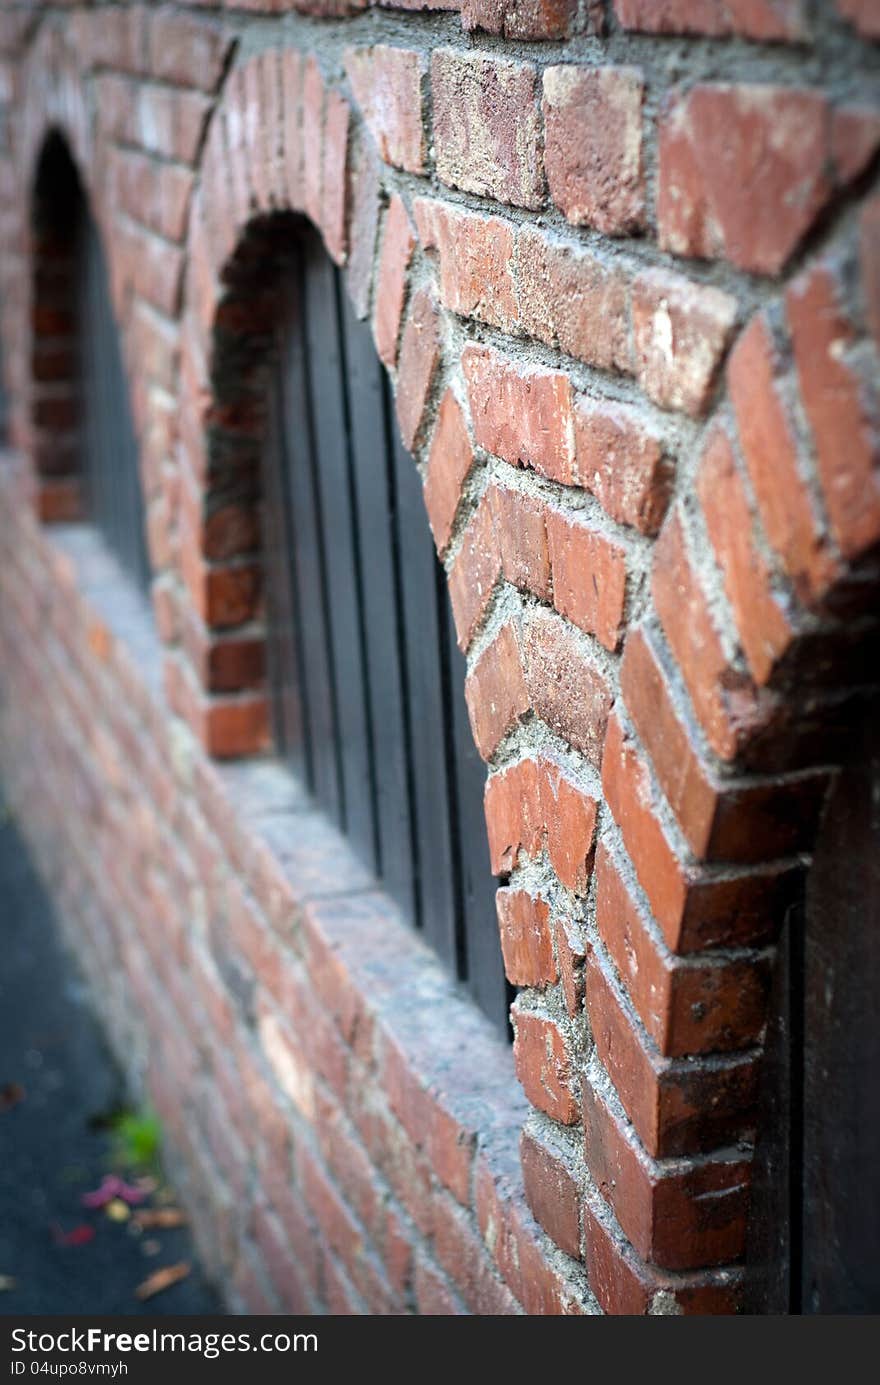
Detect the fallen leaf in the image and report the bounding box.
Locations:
[0,1082,25,1112]
[135,1262,190,1301]
[82,1175,148,1209]
[133,1208,186,1230]
[105,1199,130,1222]
[52,1223,96,1247]
[0,1275,17,1291]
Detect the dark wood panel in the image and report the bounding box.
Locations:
[801,704,880,1313]
[338,284,417,920]
[301,239,376,868]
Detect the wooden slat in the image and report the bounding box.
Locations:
[300,237,375,866]
[390,421,458,969]
[277,257,341,825]
[338,285,417,919]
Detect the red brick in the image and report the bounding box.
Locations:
[464,620,529,759]
[522,608,613,768]
[395,288,440,451]
[553,917,587,1017]
[345,45,426,174]
[586,951,759,1157]
[321,88,349,265]
[488,483,552,608]
[462,0,583,39]
[620,626,828,864]
[836,0,880,39]
[520,1124,581,1260]
[574,399,671,535]
[448,493,501,649]
[373,194,415,367]
[148,11,231,93]
[602,711,796,953]
[830,104,880,185]
[652,510,773,762]
[583,1078,750,1270]
[513,1008,577,1124]
[614,0,808,40]
[484,756,598,893]
[595,841,771,1057]
[495,887,556,987]
[861,196,880,353]
[787,262,880,562]
[545,509,628,652]
[632,268,737,417]
[424,389,474,553]
[431,49,544,210]
[728,312,839,603]
[463,344,575,484]
[658,83,832,274]
[302,58,325,231]
[516,227,632,375]
[697,426,794,685]
[414,198,518,333]
[543,65,644,234]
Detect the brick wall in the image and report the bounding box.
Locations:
[0,0,878,1314]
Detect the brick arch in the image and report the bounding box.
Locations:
[560,204,880,1289]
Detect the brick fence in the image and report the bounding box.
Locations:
[0,0,878,1314]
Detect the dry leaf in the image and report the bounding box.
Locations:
[133,1207,186,1230]
[0,1082,25,1113]
[135,1262,190,1301]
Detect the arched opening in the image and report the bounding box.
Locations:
[205,214,511,1035]
[30,131,149,591]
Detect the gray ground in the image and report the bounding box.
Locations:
[0,800,220,1315]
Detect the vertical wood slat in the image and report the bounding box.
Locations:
[277,254,341,827]
[300,239,376,869]
[267,227,508,1037]
[338,283,417,921]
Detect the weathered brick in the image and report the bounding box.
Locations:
[620,625,828,864]
[836,0,880,39]
[787,262,880,562]
[495,887,556,987]
[462,0,584,40]
[586,951,759,1157]
[415,198,518,333]
[615,0,808,40]
[545,509,628,652]
[632,269,737,417]
[463,344,575,483]
[583,1077,751,1270]
[574,399,671,536]
[697,426,794,685]
[513,1007,578,1124]
[595,841,772,1056]
[484,756,598,892]
[861,196,880,352]
[523,608,613,768]
[520,1123,581,1260]
[431,49,544,209]
[373,194,415,367]
[652,510,774,762]
[465,620,529,759]
[424,389,474,553]
[516,227,632,375]
[728,312,839,603]
[658,84,832,274]
[395,287,440,450]
[345,45,426,174]
[543,65,645,234]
